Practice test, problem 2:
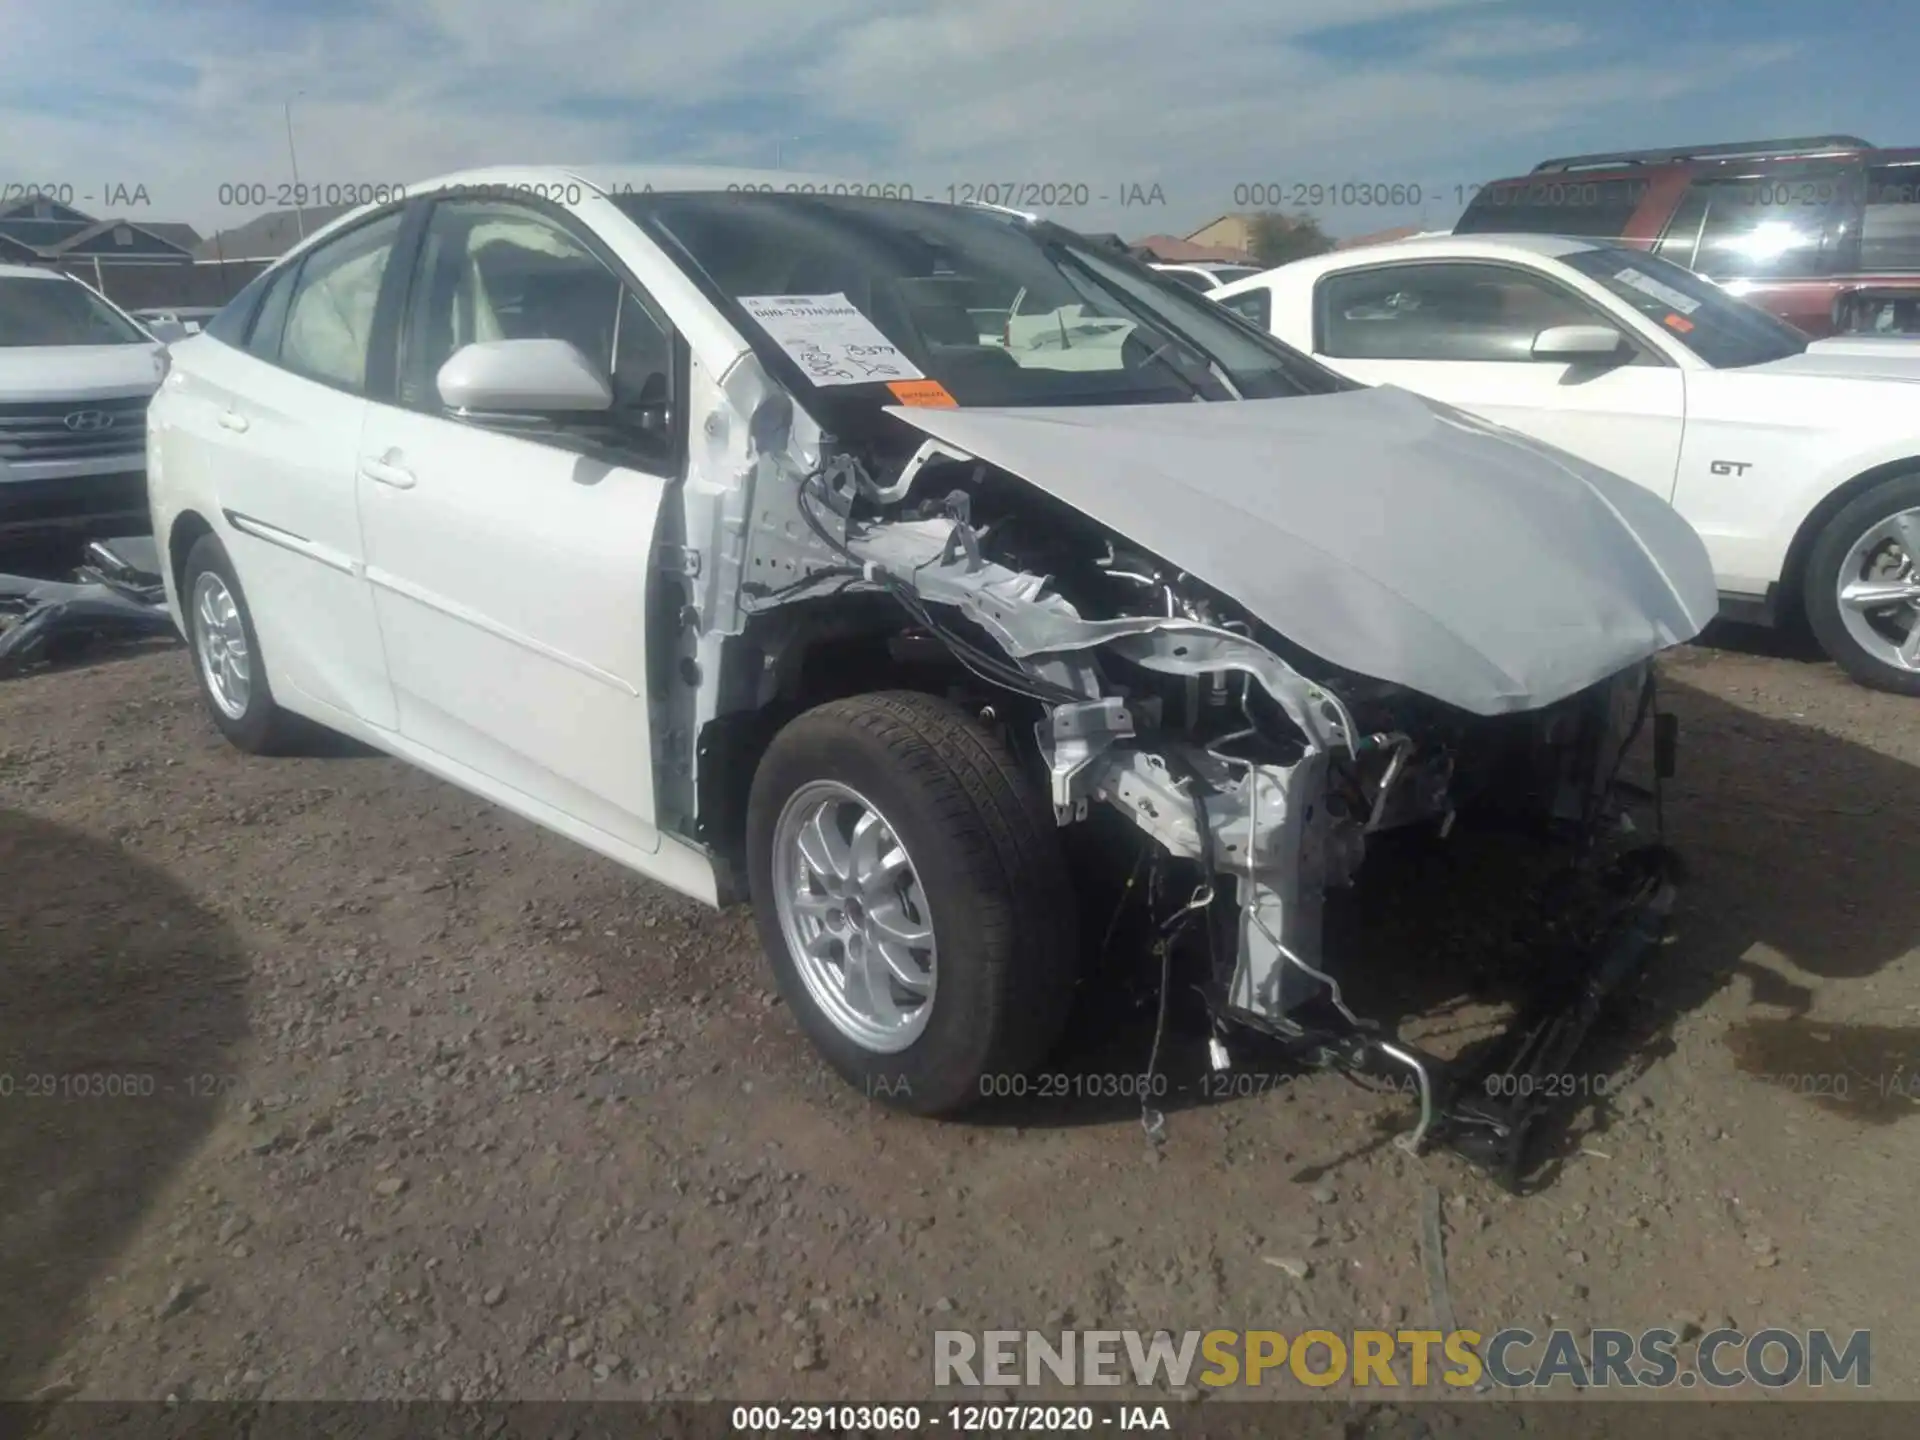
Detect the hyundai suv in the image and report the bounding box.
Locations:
[1455,135,1920,337]
[0,265,171,543]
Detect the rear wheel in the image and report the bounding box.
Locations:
[1805,475,1920,696]
[745,691,1078,1115]
[181,533,303,753]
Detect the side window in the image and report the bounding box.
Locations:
[1862,164,1920,271]
[1217,287,1271,329]
[1317,263,1601,362]
[278,210,405,393]
[399,199,677,462]
[242,262,301,362]
[1682,174,1849,280]
[1654,185,1712,270]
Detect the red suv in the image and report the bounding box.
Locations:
[1456,135,1920,337]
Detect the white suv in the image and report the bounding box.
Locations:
[0,265,171,543]
[145,169,1713,1170]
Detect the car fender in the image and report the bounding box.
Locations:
[1675,370,1920,591]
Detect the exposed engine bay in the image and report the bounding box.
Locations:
[672,372,1693,1188]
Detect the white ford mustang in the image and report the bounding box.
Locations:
[1213,235,1920,693]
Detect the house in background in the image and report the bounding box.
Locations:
[196,205,352,262]
[1130,232,1256,265]
[0,196,198,265]
[1335,224,1425,250]
[0,196,281,309]
[1183,214,1259,255]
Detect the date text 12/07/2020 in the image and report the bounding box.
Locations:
[198,179,1171,210]
[728,1404,1172,1432]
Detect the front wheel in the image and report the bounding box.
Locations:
[1804,475,1920,696]
[745,691,1078,1115]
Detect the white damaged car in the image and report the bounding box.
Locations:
[148,169,1715,1182]
[1214,235,1920,693]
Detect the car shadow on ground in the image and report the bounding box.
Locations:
[1695,615,1828,664]
[0,809,250,1399]
[961,676,1920,1191]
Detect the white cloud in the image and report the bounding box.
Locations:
[0,0,1799,237]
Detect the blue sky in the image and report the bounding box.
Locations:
[0,0,1903,239]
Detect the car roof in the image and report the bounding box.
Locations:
[1210,232,1601,297]
[276,163,944,263]
[411,163,884,199]
[0,262,68,281]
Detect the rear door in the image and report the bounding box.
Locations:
[161,209,408,728]
[1309,259,1687,499]
[354,195,683,852]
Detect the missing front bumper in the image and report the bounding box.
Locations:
[1239,842,1680,1191]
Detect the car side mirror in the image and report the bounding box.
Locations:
[1531,324,1629,363]
[145,318,191,344]
[436,339,613,416]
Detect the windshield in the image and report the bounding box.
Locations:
[616,193,1345,409]
[0,276,148,347]
[1559,247,1808,369]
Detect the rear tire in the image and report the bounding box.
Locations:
[181,533,303,754]
[1804,474,1920,696]
[745,691,1078,1116]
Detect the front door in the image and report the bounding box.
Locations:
[356,196,683,852]
[1312,259,1688,501]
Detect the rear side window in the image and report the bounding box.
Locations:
[1455,178,1648,238]
[277,211,405,393]
[1216,287,1271,329]
[202,270,272,346]
[243,264,300,362]
[1862,164,1920,271]
[1661,175,1849,279]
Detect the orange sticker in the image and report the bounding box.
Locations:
[1663,313,1695,333]
[887,378,959,408]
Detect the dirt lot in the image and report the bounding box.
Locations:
[1,622,1917,1407]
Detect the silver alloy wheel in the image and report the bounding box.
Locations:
[770,780,937,1053]
[190,570,252,720]
[1836,505,1920,673]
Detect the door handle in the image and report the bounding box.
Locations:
[217,410,249,433]
[360,457,417,490]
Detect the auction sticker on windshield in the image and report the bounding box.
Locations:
[1613,267,1701,315]
[738,293,925,386]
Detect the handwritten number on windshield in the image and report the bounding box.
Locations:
[843,343,907,378]
[793,340,856,383]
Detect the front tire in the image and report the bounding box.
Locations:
[181,533,302,754]
[745,691,1078,1116]
[1804,475,1920,696]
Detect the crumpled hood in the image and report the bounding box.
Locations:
[884,385,1718,715]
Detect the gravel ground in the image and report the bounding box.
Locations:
[1,623,1916,1407]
